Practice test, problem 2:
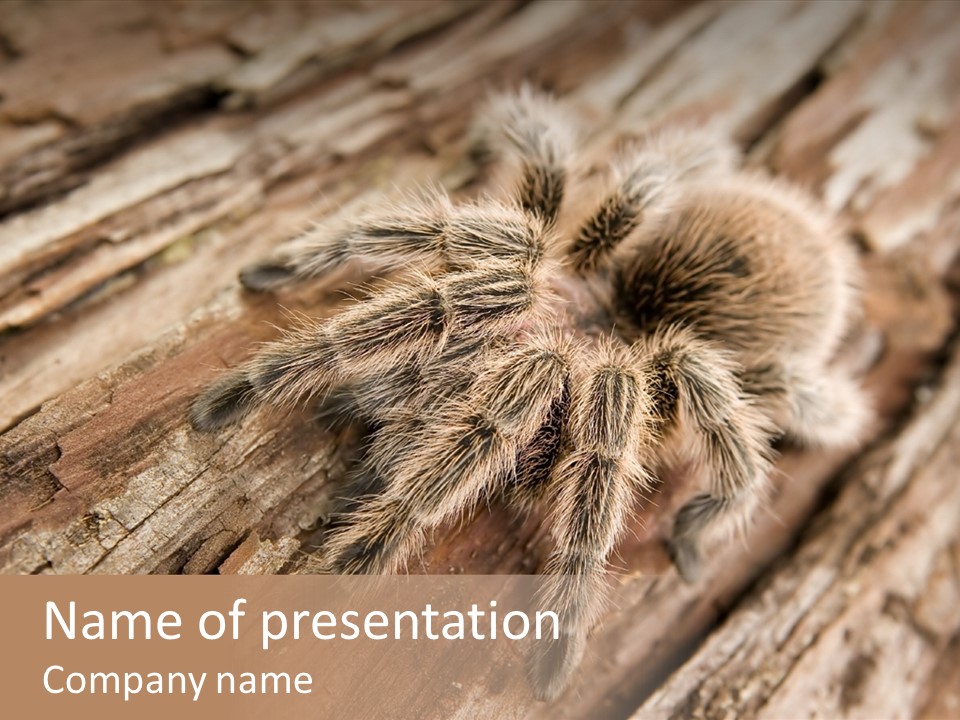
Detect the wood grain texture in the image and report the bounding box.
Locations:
[1,1,959,717]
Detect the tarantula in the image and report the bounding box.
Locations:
[189,88,869,700]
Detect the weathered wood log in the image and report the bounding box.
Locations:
[1,1,959,717]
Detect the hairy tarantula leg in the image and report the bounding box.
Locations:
[638,125,738,181]
[785,368,871,448]
[321,333,573,575]
[240,192,546,291]
[742,363,871,450]
[325,332,499,446]
[568,127,737,272]
[472,85,578,226]
[189,260,548,431]
[501,380,571,515]
[638,327,773,583]
[567,148,675,272]
[532,341,654,702]
[319,339,496,524]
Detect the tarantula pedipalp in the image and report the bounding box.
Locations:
[189,88,869,701]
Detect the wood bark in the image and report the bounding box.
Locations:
[1,1,959,717]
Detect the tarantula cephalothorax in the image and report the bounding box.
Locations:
[189,88,869,700]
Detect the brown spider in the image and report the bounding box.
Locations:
[189,87,870,700]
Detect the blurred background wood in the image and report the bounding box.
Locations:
[1,1,958,717]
